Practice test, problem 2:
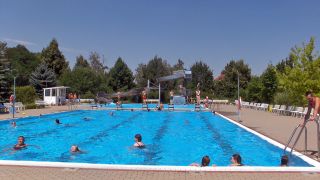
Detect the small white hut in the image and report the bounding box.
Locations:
[43,86,69,105]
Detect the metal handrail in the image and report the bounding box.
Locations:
[283,117,320,158]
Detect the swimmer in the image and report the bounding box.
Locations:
[190,155,211,167]
[83,117,91,121]
[131,109,134,112]
[13,136,28,150]
[70,145,81,153]
[212,111,216,115]
[55,119,62,124]
[11,121,17,127]
[230,154,243,166]
[280,155,289,166]
[109,111,114,116]
[134,134,145,147]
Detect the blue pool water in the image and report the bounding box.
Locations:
[92,103,198,109]
[0,109,313,167]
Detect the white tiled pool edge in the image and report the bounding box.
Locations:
[217,113,320,168]
[0,110,320,172]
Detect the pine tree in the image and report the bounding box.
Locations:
[30,63,56,96]
[41,38,69,77]
[0,41,11,99]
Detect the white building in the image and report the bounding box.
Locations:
[43,86,69,105]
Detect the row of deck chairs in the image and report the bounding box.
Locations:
[241,102,313,118]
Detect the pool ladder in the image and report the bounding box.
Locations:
[283,118,320,158]
[195,104,201,112]
[168,104,174,111]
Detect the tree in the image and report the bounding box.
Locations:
[173,59,184,71]
[244,76,263,102]
[0,41,11,99]
[277,37,320,105]
[74,55,90,70]
[135,63,148,88]
[108,57,135,91]
[30,63,56,96]
[190,61,214,93]
[15,86,37,104]
[260,64,278,103]
[89,52,107,73]
[7,44,41,86]
[41,38,69,77]
[215,60,251,99]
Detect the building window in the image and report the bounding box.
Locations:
[52,89,56,96]
[45,89,50,96]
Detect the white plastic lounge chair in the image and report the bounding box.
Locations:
[272,105,280,113]
[290,107,303,117]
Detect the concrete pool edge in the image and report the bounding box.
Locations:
[216,113,320,168]
[0,160,320,172]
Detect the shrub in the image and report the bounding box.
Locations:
[15,86,37,104]
[25,103,37,109]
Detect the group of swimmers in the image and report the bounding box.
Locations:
[190,154,289,167]
[9,132,290,167]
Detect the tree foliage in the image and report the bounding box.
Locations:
[214,60,251,99]
[41,38,69,77]
[30,63,56,96]
[0,41,11,99]
[260,64,278,103]
[15,86,37,104]
[108,57,135,92]
[7,44,41,86]
[74,55,90,70]
[190,61,213,93]
[89,52,107,73]
[277,37,320,105]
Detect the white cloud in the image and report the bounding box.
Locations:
[2,38,37,46]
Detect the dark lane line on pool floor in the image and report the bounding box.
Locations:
[200,114,235,156]
[57,112,143,162]
[142,114,172,165]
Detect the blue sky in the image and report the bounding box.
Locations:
[1,0,320,76]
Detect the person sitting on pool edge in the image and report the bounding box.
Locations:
[230,154,243,166]
[134,134,145,148]
[280,155,289,166]
[13,136,28,150]
[190,155,211,167]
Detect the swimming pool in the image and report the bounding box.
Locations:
[0,109,318,168]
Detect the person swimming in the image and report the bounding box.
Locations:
[55,119,62,124]
[230,154,243,166]
[11,121,17,127]
[13,136,27,150]
[134,134,145,148]
[280,155,289,166]
[70,145,81,153]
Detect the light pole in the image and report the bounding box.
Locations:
[237,70,242,123]
[12,76,16,118]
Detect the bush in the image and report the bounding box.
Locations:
[15,86,37,104]
[25,103,37,109]
[274,92,292,105]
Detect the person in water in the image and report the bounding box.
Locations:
[70,145,81,153]
[230,154,243,166]
[134,134,145,147]
[13,136,28,150]
[190,155,211,167]
[55,119,62,124]
[11,121,17,127]
[280,155,289,166]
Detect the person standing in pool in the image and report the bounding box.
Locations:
[280,155,289,166]
[190,155,211,167]
[13,136,28,150]
[134,134,145,147]
[230,154,243,166]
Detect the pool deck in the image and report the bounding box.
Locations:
[0,104,320,179]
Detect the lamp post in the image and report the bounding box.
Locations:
[12,76,16,118]
[237,70,242,123]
